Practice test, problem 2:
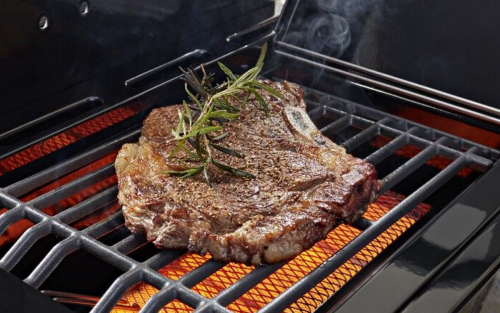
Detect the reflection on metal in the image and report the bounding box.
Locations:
[226,16,279,43]
[275,49,500,127]
[79,1,90,17]
[125,50,211,88]
[38,15,49,31]
[276,41,500,119]
[0,84,496,312]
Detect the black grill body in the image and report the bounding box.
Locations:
[1,1,500,313]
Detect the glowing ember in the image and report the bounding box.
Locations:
[0,106,139,176]
[0,104,142,249]
[371,136,473,178]
[113,191,429,312]
[0,102,435,313]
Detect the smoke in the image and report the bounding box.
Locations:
[284,0,383,59]
[285,5,350,59]
[281,0,384,96]
[307,13,351,59]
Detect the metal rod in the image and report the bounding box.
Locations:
[57,186,118,224]
[84,211,124,238]
[42,290,130,306]
[0,97,102,142]
[379,142,439,194]
[143,249,186,271]
[257,155,469,313]
[25,237,80,288]
[276,50,500,126]
[113,235,148,255]
[4,129,140,197]
[53,298,140,311]
[276,42,500,121]
[137,286,179,313]
[316,103,494,169]
[90,269,143,313]
[304,91,499,160]
[178,259,226,288]
[320,114,351,136]
[365,134,408,165]
[28,163,115,210]
[0,222,52,271]
[351,217,375,231]
[0,207,24,236]
[226,15,279,43]
[215,262,285,306]
[341,123,380,153]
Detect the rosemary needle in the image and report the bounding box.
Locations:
[165,43,283,184]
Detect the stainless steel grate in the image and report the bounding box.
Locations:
[0,85,497,313]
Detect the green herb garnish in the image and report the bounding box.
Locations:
[164,43,283,185]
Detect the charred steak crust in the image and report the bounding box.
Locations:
[115,81,381,265]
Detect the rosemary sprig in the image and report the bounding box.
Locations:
[164,43,283,185]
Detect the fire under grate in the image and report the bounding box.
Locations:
[0,85,497,313]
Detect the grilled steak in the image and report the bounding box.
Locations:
[115,80,380,265]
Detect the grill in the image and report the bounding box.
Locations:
[2,1,500,313]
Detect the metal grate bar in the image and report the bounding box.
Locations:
[341,122,382,153]
[4,129,140,197]
[309,98,495,170]
[24,237,80,288]
[138,287,181,313]
[379,139,443,194]
[0,80,498,313]
[320,114,352,136]
[57,186,117,224]
[141,281,220,312]
[213,263,285,307]
[178,260,227,288]
[351,217,375,231]
[0,206,24,235]
[365,134,408,165]
[91,269,143,313]
[0,222,52,271]
[0,191,185,309]
[140,283,232,313]
[192,263,287,313]
[143,250,185,270]
[28,163,115,210]
[306,94,499,168]
[256,153,471,313]
[84,211,124,238]
[113,235,148,255]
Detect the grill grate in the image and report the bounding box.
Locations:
[0,85,497,313]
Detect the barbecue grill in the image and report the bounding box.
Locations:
[2,0,500,312]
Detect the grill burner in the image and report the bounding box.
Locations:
[0,79,496,312]
[3,1,500,311]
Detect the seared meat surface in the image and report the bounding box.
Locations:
[115,81,380,265]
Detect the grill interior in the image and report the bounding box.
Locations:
[0,70,497,313]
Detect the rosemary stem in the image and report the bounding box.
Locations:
[165,42,281,184]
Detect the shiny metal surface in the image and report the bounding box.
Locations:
[2,0,500,312]
[461,270,500,313]
[0,0,274,160]
[330,161,500,313]
[402,213,500,312]
[276,41,500,120]
[0,0,274,148]
[0,268,73,313]
[276,0,500,109]
[274,50,500,127]
[226,15,279,43]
